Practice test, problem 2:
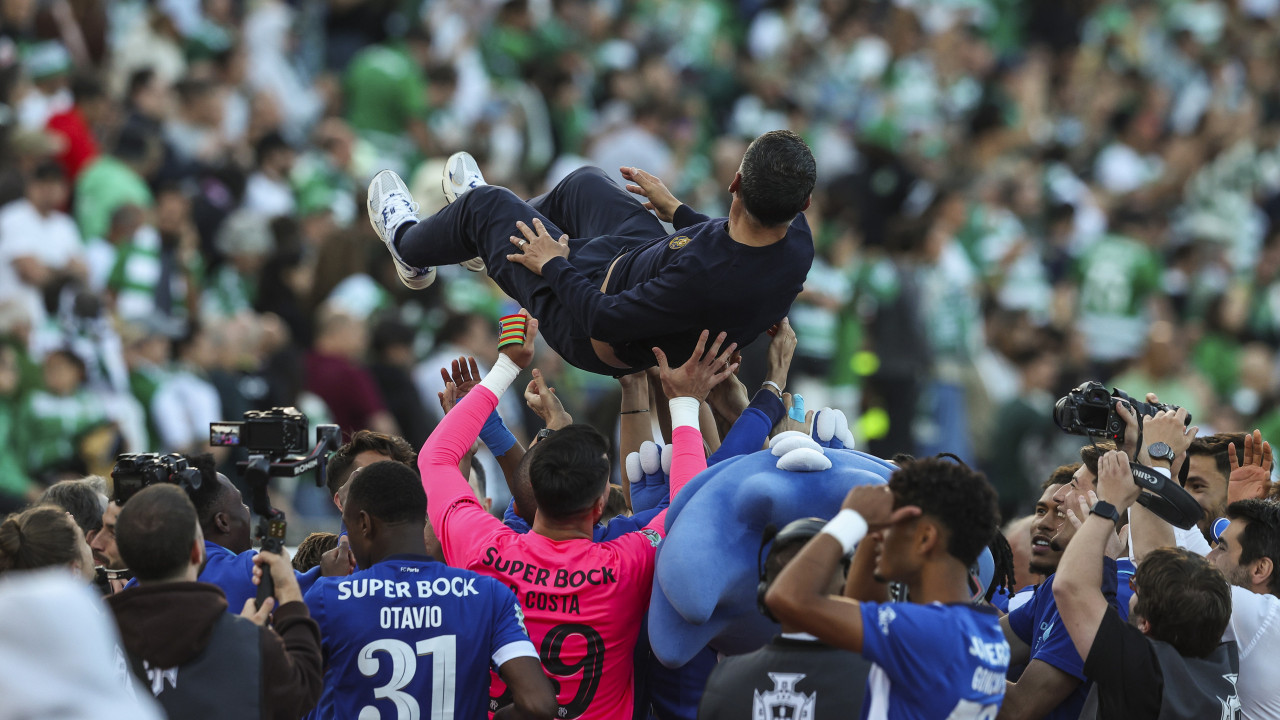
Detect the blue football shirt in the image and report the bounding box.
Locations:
[198,541,257,612]
[1005,558,1124,720]
[859,601,1009,719]
[304,553,537,720]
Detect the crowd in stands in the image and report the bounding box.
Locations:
[3,0,1280,719]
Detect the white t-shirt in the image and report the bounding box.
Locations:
[1175,523,1213,557]
[0,199,85,322]
[1094,142,1164,195]
[1223,586,1280,720]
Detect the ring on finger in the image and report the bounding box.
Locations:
[518,239,528,247]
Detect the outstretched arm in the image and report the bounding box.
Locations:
[767,486,920,652]
[708,320,795,464]
[504,368,575,524]
[620,166,687,224]
[421,315,539,563]
[618,371,652,508]
[439,356,531,520]
[644,331,740,533]
[1054,451,1141,661]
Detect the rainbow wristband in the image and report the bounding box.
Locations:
[498,314,528,350]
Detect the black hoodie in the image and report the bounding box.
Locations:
[108,581,323,720]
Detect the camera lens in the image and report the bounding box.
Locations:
[1053,397,1073,431]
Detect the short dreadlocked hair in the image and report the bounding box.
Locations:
[888,458,1001,566]
[985,532,1017,603]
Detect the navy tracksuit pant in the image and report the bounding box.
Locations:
[397,166,665,375]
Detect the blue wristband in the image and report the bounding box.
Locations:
[479,410,517,457]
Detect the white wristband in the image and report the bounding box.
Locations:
[479,355,521,397]
[1150,466,1171,479]
[820,509,868,554]
[669,397,701,429]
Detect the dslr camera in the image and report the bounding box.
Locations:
[209,407,309,459]
[110,453,203,505]
[1053,381,1190,444]
[209,407,340,607]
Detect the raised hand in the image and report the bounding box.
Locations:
[499,309,539,369]
[652,331,738,401]
[1097,450,1141,511]
[524,368,573,431]
[775,393,814,435]
[706,371,749,424]
[841,485,921,531]
[624,440,671,512]
[506,218,569,276]
[765,318,797,391]
[438,356,482,414]
[1228,429,1273,504]
[1064,489,1126,559]
[621,166,680,223]
[320,534,355,577]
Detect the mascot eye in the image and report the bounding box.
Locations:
[776,447,831,472]
[770,433,823,457]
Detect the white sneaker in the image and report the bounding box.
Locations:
[368,169,436,290]
[443,151,487,203]
[443,152,488,273]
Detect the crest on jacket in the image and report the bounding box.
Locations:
[752,673,815,720]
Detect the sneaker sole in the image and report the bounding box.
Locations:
[367,170,436,290]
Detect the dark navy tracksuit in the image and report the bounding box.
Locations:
[397,166,814,375]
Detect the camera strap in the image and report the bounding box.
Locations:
[1129,461,1204,530]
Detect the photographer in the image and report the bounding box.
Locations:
[183,453,259,610]
[1053,450,1241,718]
[88,500,129,593]
[107,484,323,720]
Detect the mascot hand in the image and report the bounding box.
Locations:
[811,407,855,450]
[625,440,671,512]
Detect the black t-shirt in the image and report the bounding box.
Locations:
[1084,606,1241,720]
[1083,607,1163,718]
[697,635,872,720]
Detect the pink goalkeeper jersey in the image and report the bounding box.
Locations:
[421,385,705,720]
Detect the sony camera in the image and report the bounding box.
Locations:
[209,407,309,458]
[111,453,203,505]
[1053,381,1190,444]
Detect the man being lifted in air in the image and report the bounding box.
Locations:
[366,130,815,375]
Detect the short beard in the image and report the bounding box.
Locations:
[1029,560,1057,577]
[1225,564,1253,589]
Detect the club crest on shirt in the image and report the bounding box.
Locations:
[640,529,662,547]
[668,235,691,250]
[752,673,815,720]
[877,605,897,636]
